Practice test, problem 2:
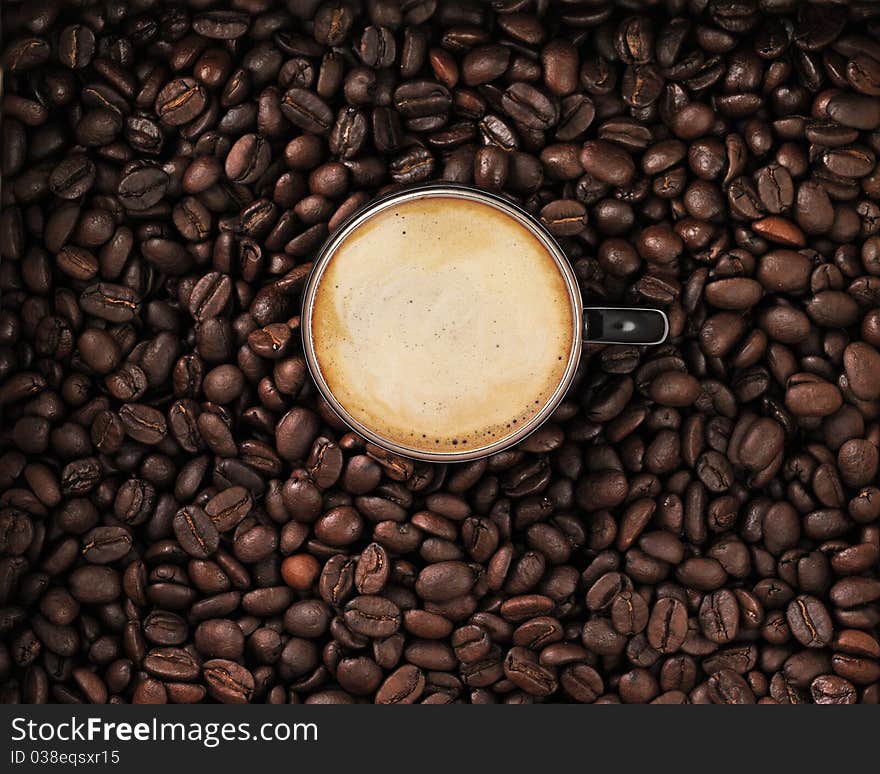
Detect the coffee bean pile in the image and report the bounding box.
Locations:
[2,0,880,705]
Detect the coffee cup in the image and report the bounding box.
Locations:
[302,184,668,462]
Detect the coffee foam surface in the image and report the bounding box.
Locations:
[310,196,575,454]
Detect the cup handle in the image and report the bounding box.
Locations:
[584,307,669,345]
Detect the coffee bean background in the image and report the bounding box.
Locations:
[1,0,880,705]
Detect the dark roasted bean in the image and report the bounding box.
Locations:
[173,506,219,560]
[203,659,254,704]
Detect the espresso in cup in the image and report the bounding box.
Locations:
[303,185,667,462]
[310,195,578,455]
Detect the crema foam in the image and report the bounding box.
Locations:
[310,195,576,455]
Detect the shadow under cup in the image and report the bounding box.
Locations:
[301,185,665,463]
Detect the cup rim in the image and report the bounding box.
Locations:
[300,183,584,463]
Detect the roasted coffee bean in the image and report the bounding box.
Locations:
[504,646,558,696]
[80,284,140,323]
[330,107,369,160]
[188,272,232,321]
[501,83,558,130]
[811,674,857,705]
[156,78,207,126]
[49,155,95,199]
[539,200,587,237]
[119,404,167,445]
[204,487,252,533]
[708,668,756,705]
[142,610,187,647]
[68,566,120,605]
[5,37,51,72]
[355,543,390,595]
[203,659,254,704]
[281,554,321,591]
[560,663,604,703]
[281,88,333,134]
[344,596,401,639]
[226,134,271,184]
[647,597,688,654]
[416,561,475,602]
[193,11,250,40]
[375,664,424,704]
[360,26,396,69]
[194,619,245,659]
[143,648,201,682]
[580,140,636,186]
[843,343,880,400]
[786,595,833,648]
[389,146,434,184]
[173,506,220,560]
[462,45,510,87]
[699,590,740,645]
[276,408,320,461]
[393,80,452,119]
[118,164,169,212]
[82,527,133,564]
